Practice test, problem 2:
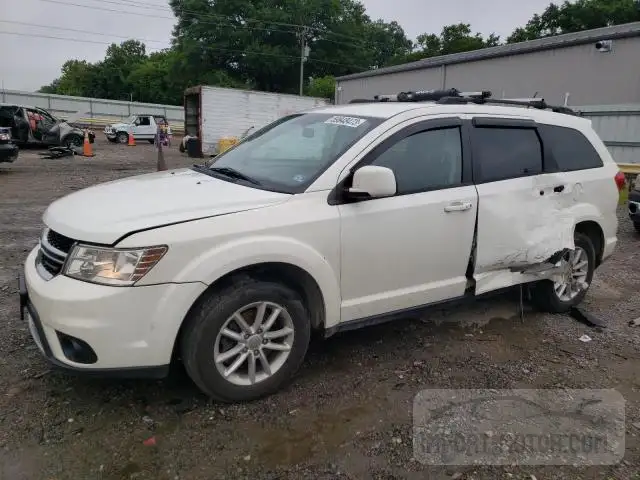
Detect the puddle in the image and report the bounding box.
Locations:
[254,404,375,467]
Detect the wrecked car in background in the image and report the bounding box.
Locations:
[0,103,94,149]
[629,174,640,233]
[0,126,19,163]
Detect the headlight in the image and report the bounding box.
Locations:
[63,245,168,286]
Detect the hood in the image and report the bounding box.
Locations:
[62,110,89,124]
[43,168,291,244]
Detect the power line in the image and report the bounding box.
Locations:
[0,30,368,70]
[0,20,168,45]
[32,0,373,49]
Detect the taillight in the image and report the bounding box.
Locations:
[614,171,626,191]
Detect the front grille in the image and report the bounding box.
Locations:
[37,228,75,279]
[46,229,74,253]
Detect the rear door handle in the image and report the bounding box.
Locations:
[444,201,473,213]
[553,185,565,193]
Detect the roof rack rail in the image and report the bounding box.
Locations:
[348,88,578,115]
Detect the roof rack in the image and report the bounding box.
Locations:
[348,88,578,115]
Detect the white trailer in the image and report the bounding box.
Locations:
[184,85,329,156]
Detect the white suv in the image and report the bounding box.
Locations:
[19,91,623,402]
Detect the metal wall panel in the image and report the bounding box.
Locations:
[337,37,640,106]
[336,67,444,104]
[579,104,640,164]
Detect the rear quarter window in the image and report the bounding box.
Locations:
[538,124,604,171]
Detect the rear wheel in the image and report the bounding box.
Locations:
[180,279,311,402]
[148,139,155,144]
[634,222,640,234]
[116,132,129,144]
[530,232,595,313]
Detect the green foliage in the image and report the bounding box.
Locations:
[306,75,336,100]
[399,23,500,64]
[37,0,640,103]
[507,0,640,43]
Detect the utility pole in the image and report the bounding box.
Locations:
[299,28,310,96]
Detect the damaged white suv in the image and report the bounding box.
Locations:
[19,90,623,402]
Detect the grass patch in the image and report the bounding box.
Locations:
[619,187,629,205]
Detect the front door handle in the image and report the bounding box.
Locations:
[444,201,473,213]
[553,185,565,193]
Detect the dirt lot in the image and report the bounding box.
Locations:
[1,138,639,480]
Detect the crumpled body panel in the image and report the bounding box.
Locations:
[474,175,576,275]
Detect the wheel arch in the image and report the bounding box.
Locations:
[171,261,328,363]
[575,220,604,267]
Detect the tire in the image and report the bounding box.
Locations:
[180,279,311,402]
[116,132,129,144]
[530,232,596,313]
[179,142,185,153]
[63,134,83,149]
[148,139,155,144]
[634,222,640,234]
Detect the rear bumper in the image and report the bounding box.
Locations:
[0,143,18,163]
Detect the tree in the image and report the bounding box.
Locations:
[399,23,500,63]
[507,0,640,43]
[306,75,336,100]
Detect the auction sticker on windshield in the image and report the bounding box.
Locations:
[324,116,367,128]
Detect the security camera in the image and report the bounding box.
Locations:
[595,40,613,52]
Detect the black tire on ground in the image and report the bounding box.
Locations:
[116,132,129,144]
[148,139,155,144]
[63,134,84,149]
[634,222,640,234]
[107,137,117,143]
[530,232,596,313]
[180,278,311,402]
[179,142,185,153]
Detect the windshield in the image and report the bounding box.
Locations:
[204,112,383,193]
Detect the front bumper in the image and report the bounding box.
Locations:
[629,189,640,223]
[0,143,19,163]
[20,247,207,377]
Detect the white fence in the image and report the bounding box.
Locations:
[1,89,184,133]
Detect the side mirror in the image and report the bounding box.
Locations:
[347,165,396,200]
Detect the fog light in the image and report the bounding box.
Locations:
[56,331,98,364]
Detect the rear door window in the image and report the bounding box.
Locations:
[471,127,543,183]
[538,124,604,171]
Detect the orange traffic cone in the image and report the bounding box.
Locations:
[128,129,136,146]
[82,129,95,157]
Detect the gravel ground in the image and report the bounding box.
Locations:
[1,139,639,480]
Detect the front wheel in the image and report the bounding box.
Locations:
[530,232,595,313]
[116,132,129,144]
[180,279,311,402]
[63,134,83,149]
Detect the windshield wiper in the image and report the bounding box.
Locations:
[209,166,261,185]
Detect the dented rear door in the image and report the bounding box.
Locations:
[469,116,575,290]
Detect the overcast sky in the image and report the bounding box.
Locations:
[0,0,553,92]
